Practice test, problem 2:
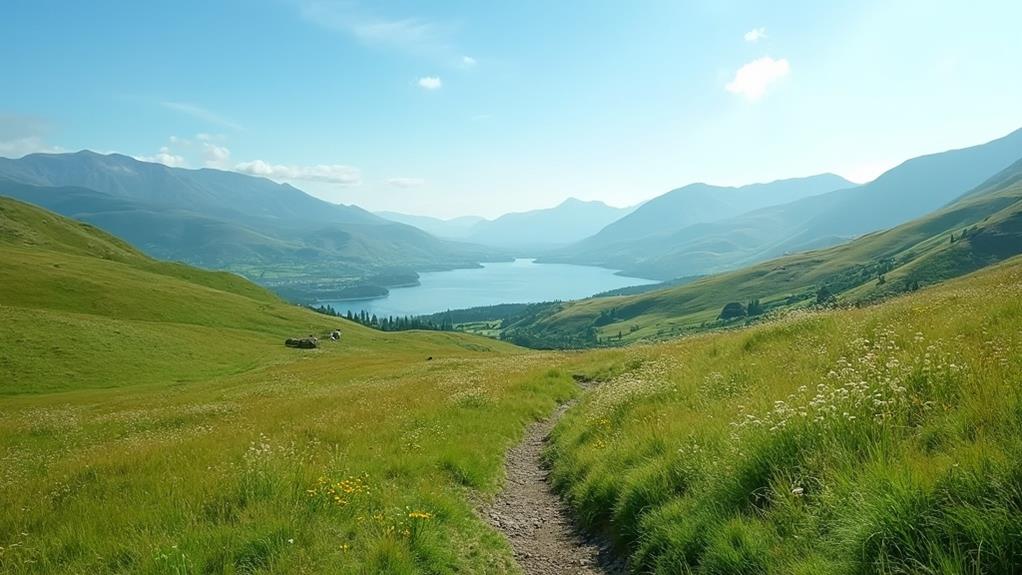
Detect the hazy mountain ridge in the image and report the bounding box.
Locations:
[565,173,853,249]
[545,128,1022,279]
[0,152,504,296]
[464,197,634,249]
[500,154,1022,347]
[376,211,486,239]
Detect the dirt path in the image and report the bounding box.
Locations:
[483,401,625,575]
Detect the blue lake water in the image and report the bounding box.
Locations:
[325,259,657,318]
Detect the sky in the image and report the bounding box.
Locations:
[3,0,1022,219]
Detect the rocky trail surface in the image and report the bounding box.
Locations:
[483,401,625,575]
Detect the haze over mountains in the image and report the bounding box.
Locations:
[374,212,485,240]
[0,152,498,288]
[498,152,1022,347]
[542,127,1022,279]
[380,198,633,248]
[2,127,1022,306]
[571,173,854,248]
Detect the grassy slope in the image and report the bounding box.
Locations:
[0,179,498,285]
[550,257,1022,573]
[4,195,1022,574]
[506,159,1022,346]
[0,197,578,573]
[546,127,1022,281]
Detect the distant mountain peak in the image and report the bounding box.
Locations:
[557,197,604,208]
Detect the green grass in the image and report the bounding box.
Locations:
[0,197,577,573]
[546,258,1022,574]
[4,195,1022,573]
[503,159,1022,347]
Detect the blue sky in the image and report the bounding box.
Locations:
[3,0,1022,218]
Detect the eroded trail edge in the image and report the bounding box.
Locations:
[483,400,625,575]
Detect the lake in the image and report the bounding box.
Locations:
[325,259,657,318]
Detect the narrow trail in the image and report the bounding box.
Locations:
[484,400,626,575]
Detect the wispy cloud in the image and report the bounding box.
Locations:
[0,115,62,158]
[461,55,477,67]
[725,56,790,101]
[299,1,459,62]
[417,76,442,90]
[161,101,242,130]
[234,160,361,186]
[387,177,425,188]
[744,27,767,42]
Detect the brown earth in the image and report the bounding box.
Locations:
[483,402,626,575]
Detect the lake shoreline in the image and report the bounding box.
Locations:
[322,258,657,319]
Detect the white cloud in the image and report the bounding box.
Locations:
[202,142,232,168]
[461,55,477,67]
[137,146,187,168]
[725,56,790,101]
[387,177,425,188]
[134,134,233,169]
[233,160,361,186]
[744,27,767,42]
[0,136,60,158]
[161,101,242,130]
[418,76,443,90]
[0,115,62,158]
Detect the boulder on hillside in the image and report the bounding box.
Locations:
[285,337,319,349]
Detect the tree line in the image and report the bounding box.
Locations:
[310,305,456,332]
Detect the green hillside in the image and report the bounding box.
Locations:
[549,257,1022,573]
[548,127,1022,280]
[504,157,1022,347]
[3,194,1022,574]
[0,153,504,300]
[0,196,580,573]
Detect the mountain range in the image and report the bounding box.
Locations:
[499,152,1022,347]
[543,128,1022,279]
[3,128,1022,307]
[380,197,633,249]
[375,211,485,239]
[0,151,502,299]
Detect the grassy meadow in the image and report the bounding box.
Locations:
[3,195,1022,573]
[0,197,580,573]
[0,337,578,574]
[548,258,1022,574]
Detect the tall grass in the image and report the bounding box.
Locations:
[548,260,1022,574]
[0,346,577,573]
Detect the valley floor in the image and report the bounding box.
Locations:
[2,236,1022,573]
